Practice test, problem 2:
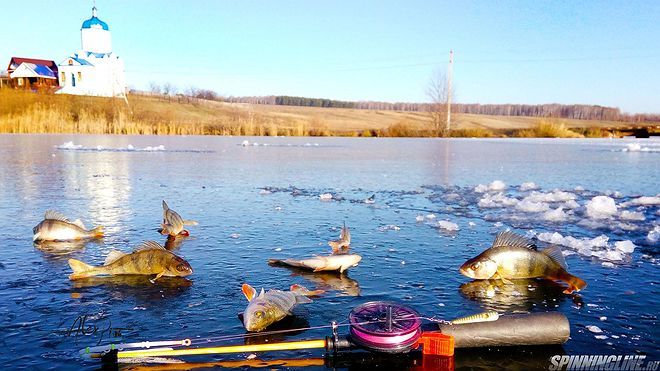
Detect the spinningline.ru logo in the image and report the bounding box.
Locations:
[549,355,658,371]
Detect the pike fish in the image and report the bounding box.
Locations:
[33,210,104,242]
[161,200,198,236]
[68,241,193,281]
[328,223,351,254]
[268,254,362,274]
[459,231,587,294]
[241,283,324,332]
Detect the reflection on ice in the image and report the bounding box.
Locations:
[34,239,99,256]
[270,265,361,297]
[459,279,568,312]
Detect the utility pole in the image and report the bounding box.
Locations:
[446,49,453,133]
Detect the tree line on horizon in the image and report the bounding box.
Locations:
[142,83,659,123]
[225,96,659,123]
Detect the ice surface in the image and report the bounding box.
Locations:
[415,215,425,222]
[586,196,617,219]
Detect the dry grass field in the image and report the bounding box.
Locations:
[0,89,654,137]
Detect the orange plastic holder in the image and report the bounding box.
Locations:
[416,332,454,356]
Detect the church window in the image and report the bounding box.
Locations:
[61,72,66,83]
[78,72,82,81]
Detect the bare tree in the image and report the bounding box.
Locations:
[162,82,173,96]
[149,81,161,96]
[426,70,450,136]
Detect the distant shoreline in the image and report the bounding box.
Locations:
[1,89,657,138]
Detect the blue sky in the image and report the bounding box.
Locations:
[2,1,659,113]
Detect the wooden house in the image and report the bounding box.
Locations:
[7,57,59,90]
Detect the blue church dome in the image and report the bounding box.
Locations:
[81,7,109,30]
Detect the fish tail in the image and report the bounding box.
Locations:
[557,271,587,294]
[90,226,104,238]
[290,284,325,297]
[68,259,96,280]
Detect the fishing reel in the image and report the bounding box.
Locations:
[325,301,453,356]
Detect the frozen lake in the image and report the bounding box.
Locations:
[0,134,658,369]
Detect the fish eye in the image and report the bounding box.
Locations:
[471,262,481,270]
[255,311,264,318]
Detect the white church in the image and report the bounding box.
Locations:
[57,7,126,97]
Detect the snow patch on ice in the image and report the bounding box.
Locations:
[543,207,569,222]
[524,190,576,203]
[379,225,401,232]
[520,182,538,191]
[533,231,634,263]
[586,325,603,333]
[56,142,166,152]
[586,196,617,219]
[516,200,550,213]
[474,180,506,193]
[647,226,660,243]
[625,196,660,206]
[622,143,660,152]
[478,193,518,208]
[437,220,459,231]
[614,240,635,254]
[619,210,645,221]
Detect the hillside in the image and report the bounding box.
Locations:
[0,89,656,137]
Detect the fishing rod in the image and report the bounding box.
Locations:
[81,301,570,364]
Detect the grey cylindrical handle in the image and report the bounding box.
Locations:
[439,312,570,348]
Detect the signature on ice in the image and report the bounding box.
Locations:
[57,314,133,345]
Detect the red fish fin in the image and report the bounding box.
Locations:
[557,272,587,294]
[242,283,257,301]
[91,226,104,238]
